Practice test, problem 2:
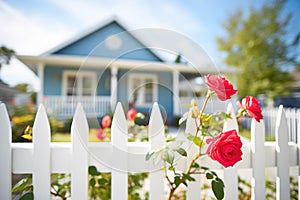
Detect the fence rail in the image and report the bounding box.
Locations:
[0,102,299,199]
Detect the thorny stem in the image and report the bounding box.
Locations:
[167,91,212,200]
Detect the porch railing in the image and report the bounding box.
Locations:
[43,95,111,118]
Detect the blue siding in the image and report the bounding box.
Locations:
[44,66,110,96]
[44,66,62,95]
[54,21,162,62]
[97,69,110,96]
[117,70,173,121]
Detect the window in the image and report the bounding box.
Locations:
[63,71,96,96]
[128,74,157,107]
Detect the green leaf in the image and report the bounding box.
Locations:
[89,178,96,187]
[206,172,214,179]
[98,178,107,185]
[191,162,200,168]
[201,113,212,126]
[146,151,155,161]
[162,150,174,165]
[19,192,34,200]
[12,176,32,193]
[165,136,176,143]
[182,173,195,182]
[175,147,187,157]
[88,166,100,176]
[186,135,203,147]
[200,166,209,171]
[212,179,225,200]
[174,176,181,187]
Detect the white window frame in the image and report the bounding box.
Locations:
[128,73,158,107]
[62,70,97,96]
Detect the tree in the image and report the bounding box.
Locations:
[0,45,15,68]
[217,0,300,99]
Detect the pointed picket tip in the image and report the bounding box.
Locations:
[275,105,288,131]
[251,118,265,142]
[148,102,165,148]
[71,103,88,143]
[111,102,128,136]
[33,104,50,143]
[275,105,289,143]
[149,102,164,134]
[223,102,238,133]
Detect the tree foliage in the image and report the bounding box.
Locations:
[0,45,15,68]
[217,0,300,99]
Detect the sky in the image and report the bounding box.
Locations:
[0,0,299,91]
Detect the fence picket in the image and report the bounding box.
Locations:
[111,102,128,200]
[32,104,51,199]
[275,105,290,199]
[148,103,165,200]
[71,103,89,200]
[0,103,12,200]
[223,102,238,200]
[185,108,201,200]
[251,119,265,200]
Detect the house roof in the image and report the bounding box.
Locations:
[41,16,164,61]
[17,17,238,76]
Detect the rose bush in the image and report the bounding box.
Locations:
[146,73,263,200]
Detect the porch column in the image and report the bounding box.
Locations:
[37,63,44,106]
[173,70,180,115]
[111,67,118,110]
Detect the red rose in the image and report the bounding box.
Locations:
[205,74,237,101]
[127,108,137,121]
[101,115,111,128]
[237,96,263,122]
[96,128,105,140]
[206,129,243,168]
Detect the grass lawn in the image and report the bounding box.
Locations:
[239,127,275,141]
[51,129,100,142]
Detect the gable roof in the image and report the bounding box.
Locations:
[41,16,163,61]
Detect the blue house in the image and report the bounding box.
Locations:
[17,18,233,123]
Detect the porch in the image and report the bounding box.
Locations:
[43,95,111,118]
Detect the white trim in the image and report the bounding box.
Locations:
[62,70,97,96]
[17,55,239,75]
[110,67,118,110]
[128,73,158,107]
[173,71,180,115]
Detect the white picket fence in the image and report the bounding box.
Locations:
[0,102,300,199]
[242,107,300,142]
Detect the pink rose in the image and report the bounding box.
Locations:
[205,74,237,101]
[96,128,105,140]
[127,108,137,121]
[101,115,111,128]
[206,129,243,168]
[237,96,263,122]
